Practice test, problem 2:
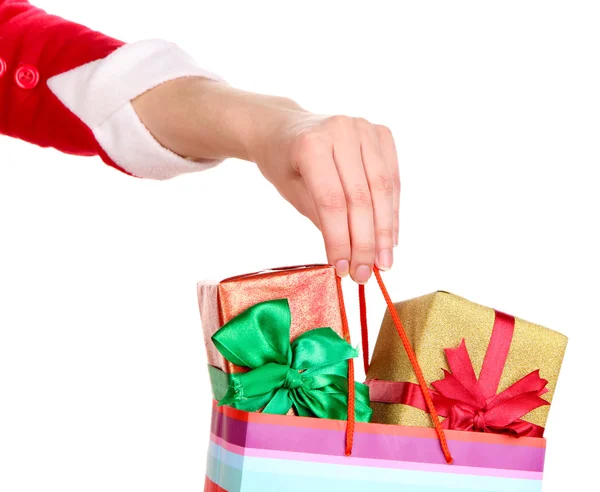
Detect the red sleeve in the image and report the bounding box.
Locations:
[0,1,224,179]
[0,0,128,173]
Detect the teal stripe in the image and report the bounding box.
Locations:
[206,442,243,490]
[208,440,245,469]
[207,442,542,492]
[244,474,501,492]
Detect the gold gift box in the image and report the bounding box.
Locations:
[367,291,568,430]
[197,264,346,374]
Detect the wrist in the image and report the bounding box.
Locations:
[196,82,307,165]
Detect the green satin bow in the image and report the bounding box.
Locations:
[211,298,372,422]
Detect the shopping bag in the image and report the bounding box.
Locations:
[199,266,547,491]
[205,402,544,491]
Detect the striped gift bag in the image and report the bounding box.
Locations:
[205,403,544,491]
[202,267,546,491]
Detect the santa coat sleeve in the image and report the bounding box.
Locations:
[0,0,224,180]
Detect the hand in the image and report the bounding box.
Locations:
[132,78,400,284]
[251,112,400,284]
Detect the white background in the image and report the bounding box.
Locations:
[1,1,598,490]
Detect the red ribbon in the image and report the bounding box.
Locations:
[367,310,549,437]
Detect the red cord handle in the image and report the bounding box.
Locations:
[335,274,356,455]
[339,267,454,464]
[359,283,369,375]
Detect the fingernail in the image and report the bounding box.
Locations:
[354,264,372,284]
[335,259,350,278]
[377,249,393,270]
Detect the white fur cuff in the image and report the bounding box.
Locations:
[48,39,224,180]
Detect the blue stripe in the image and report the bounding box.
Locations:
[206,442,243,491]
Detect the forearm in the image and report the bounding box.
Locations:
[132,77,306,163]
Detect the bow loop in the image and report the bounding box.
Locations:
[212,298,292,369]
[212,299,372,422]
[441,340,486,408]
[291,327,359,371]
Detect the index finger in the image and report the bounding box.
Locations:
[295,133,351,277]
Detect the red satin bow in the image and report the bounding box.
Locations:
[367,310,550,438]
[431,340,549,437]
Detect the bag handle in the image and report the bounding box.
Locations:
[338,267,454,464]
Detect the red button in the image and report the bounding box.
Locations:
[0,58,7,79]
[15,64,40,89]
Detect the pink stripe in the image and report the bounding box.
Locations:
[212,407,545,471]
[215,401,546,447]
[209,433,542,481]
[211,432,249,456]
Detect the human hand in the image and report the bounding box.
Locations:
[132,78,400,284]
[250,111,400,284]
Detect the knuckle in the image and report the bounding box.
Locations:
[315,190,347,214]
[327,114,355,131]
[296,131,331,157]
[393,172,401,190]
[353,241,376,255]
[326,236,351,254]
[376,124,394,141]
[374,173,393,194]
[376,227,394,240]
[347,184,373,208]
[355,117,375,135]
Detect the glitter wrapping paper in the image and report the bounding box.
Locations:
[197,264,346,374]
[367,291,568,430]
